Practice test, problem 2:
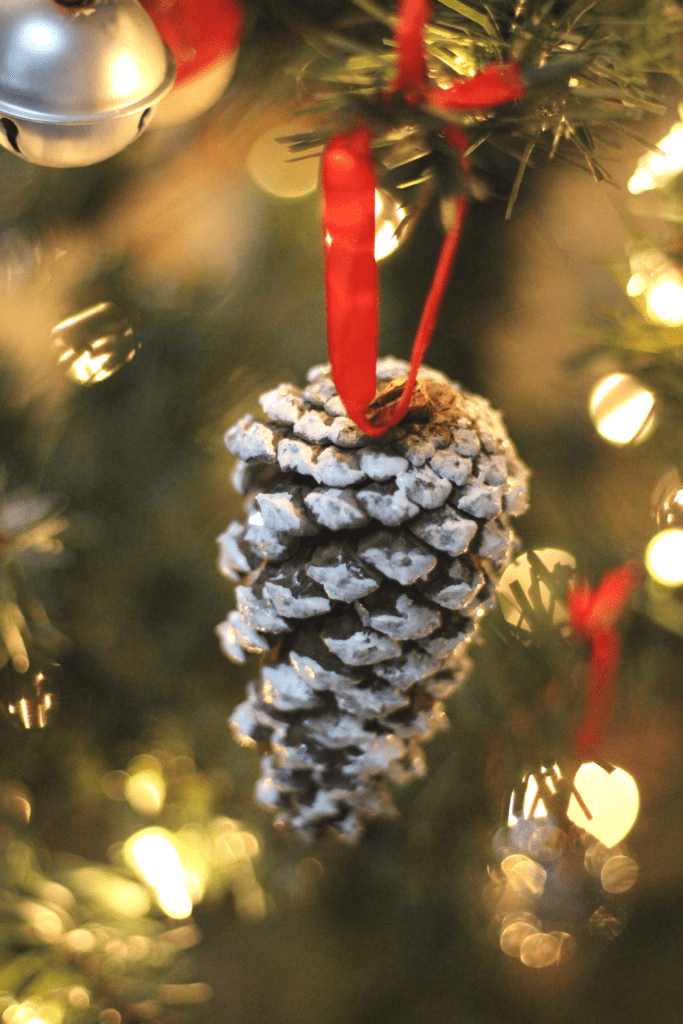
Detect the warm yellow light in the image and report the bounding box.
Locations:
[646,528,683,585]
[501,854,546,896]
[156,883,193,920]
[125,768,166,816]
[658,125,683,159]
[626,272,647,297]
[374,189,407,261]
[32,1003,63,1024]
[522,773,548,820]
[589,373,655,445]
[600,854,638,894]
[519,931,561,968]
[65,351,112,385]
[129,831,193,919]
[567,762,639,848]
[500,919,538,958]
[627,124,683,193]
[646,278,683,325]
[627,168,654,194]
[498,550,575,631]
[323,191,409,261]
[247,123,320,199]
[3,1006,42,1024]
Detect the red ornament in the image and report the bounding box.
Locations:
[140,0,243,126]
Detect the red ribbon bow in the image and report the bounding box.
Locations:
[567,564,642,758]
[321,0,527,435]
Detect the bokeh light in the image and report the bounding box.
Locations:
[124,756,166,816]
[600,854,638,894]
[646,277,683,325]
[646,528,683,586]
[67,866,152,919]
[589,373,655,445]
[247,124,320,199]
[374,189,409,261]
[498,549,576,631]
[628,122,683,193]
[566,762,639,848]
[126,830,193,920]
[486,763,640,968]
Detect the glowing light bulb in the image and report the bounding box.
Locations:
[589,373,655,445]
[374,189,408,261]
[567,762,639,847]
[627,168,654,194]
[128,831,193,919]
[646,528,683,585]
[627,123,683,193]
[646,278,683,325]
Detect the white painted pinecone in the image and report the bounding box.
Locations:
[218,358,529,842]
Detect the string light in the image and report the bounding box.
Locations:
[646,277,683,325]
[126,830,193,920]
[645,528,683,586]
[324,190,411,262]
[625,249,683,326]
[566,762,639,848]
[589,373,655,445]
[628,122,683,194]
[374,189,409,261]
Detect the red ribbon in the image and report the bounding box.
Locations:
[141,0,243,85]
[321,0,527,435]
[392,0,430,100]
[567,564,641,759]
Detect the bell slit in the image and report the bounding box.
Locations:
[0,119,20,155]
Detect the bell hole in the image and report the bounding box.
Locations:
[0,118,21,155]
[53,1,97,7]
[137,108,152,134]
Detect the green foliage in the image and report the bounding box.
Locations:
[285,0,679,210]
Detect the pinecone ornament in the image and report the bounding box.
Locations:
[218,358,529,842]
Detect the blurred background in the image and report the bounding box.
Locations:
[0,2,683,1023]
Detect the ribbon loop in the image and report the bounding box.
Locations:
[391,0,430,101]
[322,128,378,429]
[568,564,641,758]
[321,0,528,435]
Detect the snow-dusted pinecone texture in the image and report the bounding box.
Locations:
[218,358,529,842]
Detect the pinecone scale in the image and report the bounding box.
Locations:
[218,358,529,842]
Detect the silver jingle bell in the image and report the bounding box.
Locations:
[0,0,176,167]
